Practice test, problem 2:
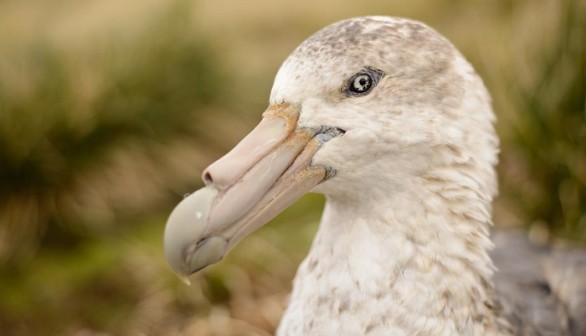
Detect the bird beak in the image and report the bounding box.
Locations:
[164,103,343,280]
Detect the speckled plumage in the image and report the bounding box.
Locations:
[263,17,586,335]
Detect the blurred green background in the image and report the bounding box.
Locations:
[0,0,584,335]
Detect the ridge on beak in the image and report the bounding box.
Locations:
[163,103,344,280]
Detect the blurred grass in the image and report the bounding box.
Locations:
[497,0,586,241]
[0,0,226,265]
[0,0,584,335]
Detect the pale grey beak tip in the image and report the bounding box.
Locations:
[184,236,228,274]
[164,186,223,277]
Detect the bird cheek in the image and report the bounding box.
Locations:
[311,132,357,171]
[311,137,343,167]
[298,99,340,127]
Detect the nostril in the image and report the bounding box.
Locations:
[203,171,213,185]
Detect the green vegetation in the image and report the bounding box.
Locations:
[498,0,586,241]
[0,0,224,265]
[0,0,583,335]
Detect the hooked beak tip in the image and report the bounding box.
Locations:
[164,186,226,278]
[183,236,228,275]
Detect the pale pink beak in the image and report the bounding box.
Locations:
[164,103,343,278]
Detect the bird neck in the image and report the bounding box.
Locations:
[279,173,511,335]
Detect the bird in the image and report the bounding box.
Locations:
[163,16,586,335]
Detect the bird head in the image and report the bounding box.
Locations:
[163,16,498,279]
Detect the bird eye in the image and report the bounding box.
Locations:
[350,74,372,93]
[344,68,383,97]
